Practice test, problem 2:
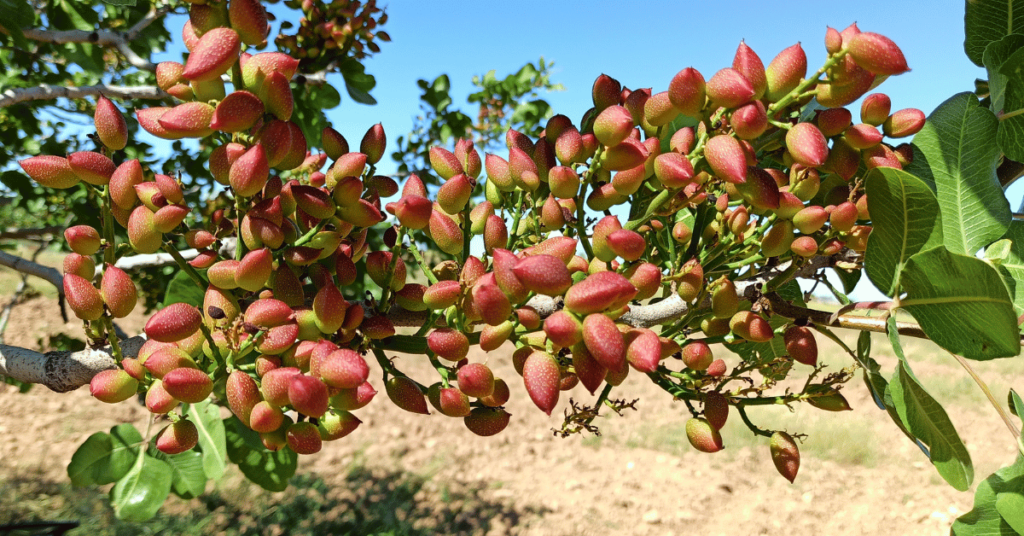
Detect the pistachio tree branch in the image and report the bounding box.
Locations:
[98,238,237,274]
[0,226,63,240]
[20,25,157,71]
[0,84,167,108]
[0,336,144,392]
[0,249,63,295]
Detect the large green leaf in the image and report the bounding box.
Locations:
[952,452,1024,535]
[900,245,1020,359]
[67,423,142,487]
[149,447,207,500]
[983,34,1024,160]
[224,417,297,492]
[912,92,1008,255]
[965,0,1024,66]
[887,317,974,491]
[863,168,943,296]
[186,401,227,480]
[992,221,1024,316]
[110,451,172,522]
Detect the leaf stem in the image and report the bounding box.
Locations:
[161,243,205,290]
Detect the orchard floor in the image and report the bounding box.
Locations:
[2,285,1023,535]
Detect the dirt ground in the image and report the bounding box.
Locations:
[2,280,1023,535]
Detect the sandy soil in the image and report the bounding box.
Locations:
[1,288,1022,536]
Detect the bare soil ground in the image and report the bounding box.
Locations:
[1,269,1022,535]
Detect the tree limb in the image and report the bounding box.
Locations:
[20,26,156,71]
[0,84,167,108]
[763,292,928,339]
[0,336,144,392]
[0,249,63,296]
[0,226,63,240]
[97,238,237,275]
[0,249,67,321]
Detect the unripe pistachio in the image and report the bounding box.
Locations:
[706,67,755,109]
[668,67,706,117]
[764,43,807,102]
[94,95,128,151]
[883,108,926,138]
[847,32,910,75]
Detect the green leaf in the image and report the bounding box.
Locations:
[887,317,974,491]
[110,451,172,522]
[982,35,1024,115]
[162,269,206,308]
[952,452,1024,535]
[833,267,861,298]
[965,0,1024,66]
[986,239,1014,266]
[863,168,944,296]
[186,401,227,480]
[224,417,297,491]
[900,245,1020,360]
[149,448,206,500]
[308,84,341,110]
[992,221,1024,316]
[854,330,887,410]
[996,493,1024,533]
[57,0,95,31]
[983,34,1024,160]
[0,0,35,49]
[67,423,142,487]
[1011,389,1024,419]
[340,58,377,105]
[911,92,1009,255]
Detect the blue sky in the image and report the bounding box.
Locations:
[153,0,990,301]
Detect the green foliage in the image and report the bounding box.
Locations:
[900,246,1019,359]
[982,34,1024,161]
[952,428,1024,535]
[149,447,207,500]
[186,401,228,480]
[991,221,1024,316]
[109,446,173,522]
[163,269,207,309]
[964,0,1024,67]
[887,317,974,491]
[910,93,1009,255]
[67,423,142,487]
[392,59,563,180]
[224,416,298,492]
[863,168,943,296]
[1,467,526,536]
